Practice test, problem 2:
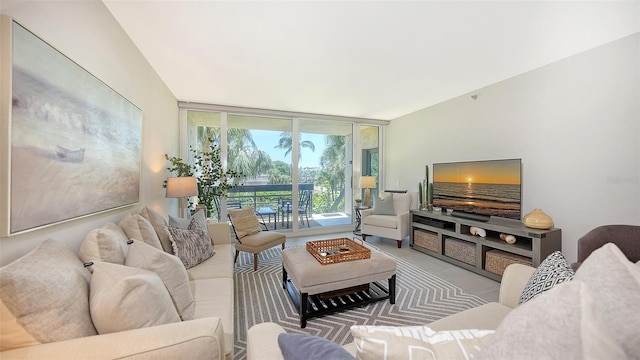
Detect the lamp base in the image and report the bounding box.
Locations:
[364,189,371,208]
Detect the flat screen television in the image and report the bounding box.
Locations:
[432,159,522,221]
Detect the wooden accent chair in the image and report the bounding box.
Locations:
[228,207,286,271]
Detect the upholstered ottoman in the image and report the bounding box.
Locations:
[282,246,396,327]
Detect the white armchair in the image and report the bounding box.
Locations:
[361,191,419,248]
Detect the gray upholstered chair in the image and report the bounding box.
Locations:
[571,224,640,270]
[228,208,286,271]
[361,191,419,248]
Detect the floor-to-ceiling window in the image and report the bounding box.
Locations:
[181,104,387,236]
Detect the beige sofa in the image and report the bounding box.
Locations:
[0,219,235,360]
[246,262,535,359]
[248,242,639,359]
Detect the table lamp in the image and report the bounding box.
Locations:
[359,176,376,208]
[166,176,198,217]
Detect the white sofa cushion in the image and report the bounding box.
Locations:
[350,325,493,360]
[119,213,163,250]
[89,262,180,334]
[187,243,234,280]
[191,277,235,358]
[0,239,96,351]
[126,239,195,320]
[79,222,128,265]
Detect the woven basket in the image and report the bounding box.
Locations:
[444,238,475,265]
[306,238,371,265]
[414,229,438,253]
[485,250,532,276]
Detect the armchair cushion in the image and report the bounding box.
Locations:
[392,192,412,214]
[372,194,395,215]
[228,208,262,239]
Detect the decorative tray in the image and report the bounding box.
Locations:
[306,237,371,265]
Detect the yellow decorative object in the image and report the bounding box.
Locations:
[523,209,554,229]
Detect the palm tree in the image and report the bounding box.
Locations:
[274,132,315,161]
[318,135,346,212]
[196,126,273,180]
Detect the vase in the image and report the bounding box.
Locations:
[523,208,554,229]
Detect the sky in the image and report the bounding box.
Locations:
[251,130,327,168]
[433,159,521,185]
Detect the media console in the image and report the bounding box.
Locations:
[410,209,562,281]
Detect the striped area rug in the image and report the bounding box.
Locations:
[233,246,487,359]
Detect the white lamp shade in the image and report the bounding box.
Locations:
[359,176,376,189]
[166,177,198,198]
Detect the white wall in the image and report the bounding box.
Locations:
[0,1,180,266]
[386,33,640,263]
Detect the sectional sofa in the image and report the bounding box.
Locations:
[247,242,639,359]
[0,208,235,360]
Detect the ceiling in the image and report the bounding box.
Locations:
[103,1,639,121]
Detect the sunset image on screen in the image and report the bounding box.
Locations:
[433,160,521,185]
[432,159,522,220]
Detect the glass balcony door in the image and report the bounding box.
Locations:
[184,108,381,234]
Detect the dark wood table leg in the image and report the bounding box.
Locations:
[300,292,308,328]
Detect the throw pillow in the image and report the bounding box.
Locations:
[0,239,97,351]
[168,209,210,242]
[119,213,163,250]
[518,251,574,304]
[372,194,395,215]
[350,325,494,360]
[228,207,262,239]
[125,240,195,320]
[79,222,129,265]
[278,333,354,360]
[572,243,640,356]
[478,279,626,360]
[139,206,174,254]
[89,261,181,334]
[167,218,216,269]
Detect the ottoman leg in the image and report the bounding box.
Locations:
[389,274,396,304]
[282,266,288,290]
[300,292,309,328]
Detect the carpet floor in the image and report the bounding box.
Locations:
[233,245,487,359]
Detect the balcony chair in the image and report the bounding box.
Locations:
[228,207,286,271]
[361,191,419,248]
[213,196,242,221]
[571,224,640,270]
[278,190,312,228]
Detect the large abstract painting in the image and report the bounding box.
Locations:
[4,20,142,234]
